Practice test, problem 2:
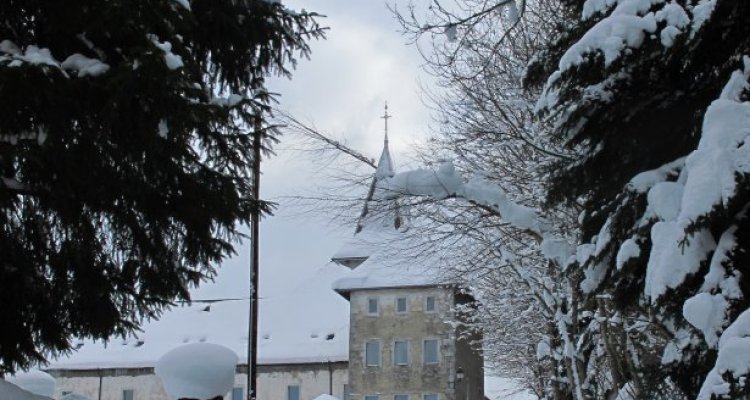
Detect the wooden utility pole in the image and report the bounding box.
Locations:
[248,117,261,400]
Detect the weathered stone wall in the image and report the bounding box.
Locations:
[454,291,484,400]
[454,332,484,400]
[49,362,348,400]
[348,287,457,400]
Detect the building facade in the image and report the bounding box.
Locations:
[332,111,484,400]
[339,287,482,400]
[49,362,349,400]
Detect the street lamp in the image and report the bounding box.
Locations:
[456,367,465,383]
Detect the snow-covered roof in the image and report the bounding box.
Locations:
[0,380,52,400]
[331,131,457,295]
[332,236,449,295]
[7,370,55,398]
[48,263,350,370]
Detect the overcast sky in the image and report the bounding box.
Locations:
[192,0,434,301]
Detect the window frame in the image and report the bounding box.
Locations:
[395,296,408,314]
[393,339,410,366]
[365,339,382,367]
[288,384,301,400]
[367,297,379,316]
[232,387,244,400]
[423,338,440,365]
[425,295,437,313]
[122,389,134,400]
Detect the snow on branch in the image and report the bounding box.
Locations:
[0,40,110,78]
[377,160,544,236]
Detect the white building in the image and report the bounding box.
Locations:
[46,261,351,400]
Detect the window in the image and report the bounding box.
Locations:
[122,390,134,400]
[232,387,244,400]
[425,296,436,313]
[394,340,409,365]
[288,385,300,400]
[395,395,409,400]
[365,340,381,366]
[365,395,380,400]
[367,297,379,315]
[62,392,72,397]
[396,297,408,314]
[423,339,439,364]
[343,384,351,400]
[424,394,439,400]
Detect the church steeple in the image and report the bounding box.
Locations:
[375,102,395,180]
[355,102,401,234]
[332,103,405,268]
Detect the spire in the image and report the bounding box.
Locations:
[381,101,391,141]
[353,102,401,234]
[375,102,394,179]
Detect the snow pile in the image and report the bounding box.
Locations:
[538,0,719,112]
[648,56,749,304]
[60,54,110,77]
[614,238,640,270]
[680,57,750,223]
[0,379,52,400]
[6,44,60,68]
[636,58,750,396]
[312,394,340,400]
[173,0,191,11]
[149,35,184,70]
[683,292,728,347]
[7,370,55,398]
[210,94,244,107]
[0,40,110,78]
[644,222,714,301]
[565,0,658,68]
[155,343,238,400]
[62,393,94,400]
[698,309,750,399]
[484,376,537,400]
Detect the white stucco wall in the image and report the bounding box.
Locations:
[253,365,348,400]
[52,363,348,400]
[55,374,168,400]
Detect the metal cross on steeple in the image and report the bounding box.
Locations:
[381,101,392,141]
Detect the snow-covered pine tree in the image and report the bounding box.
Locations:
[0,0,323,373]
[528,0,750,397]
